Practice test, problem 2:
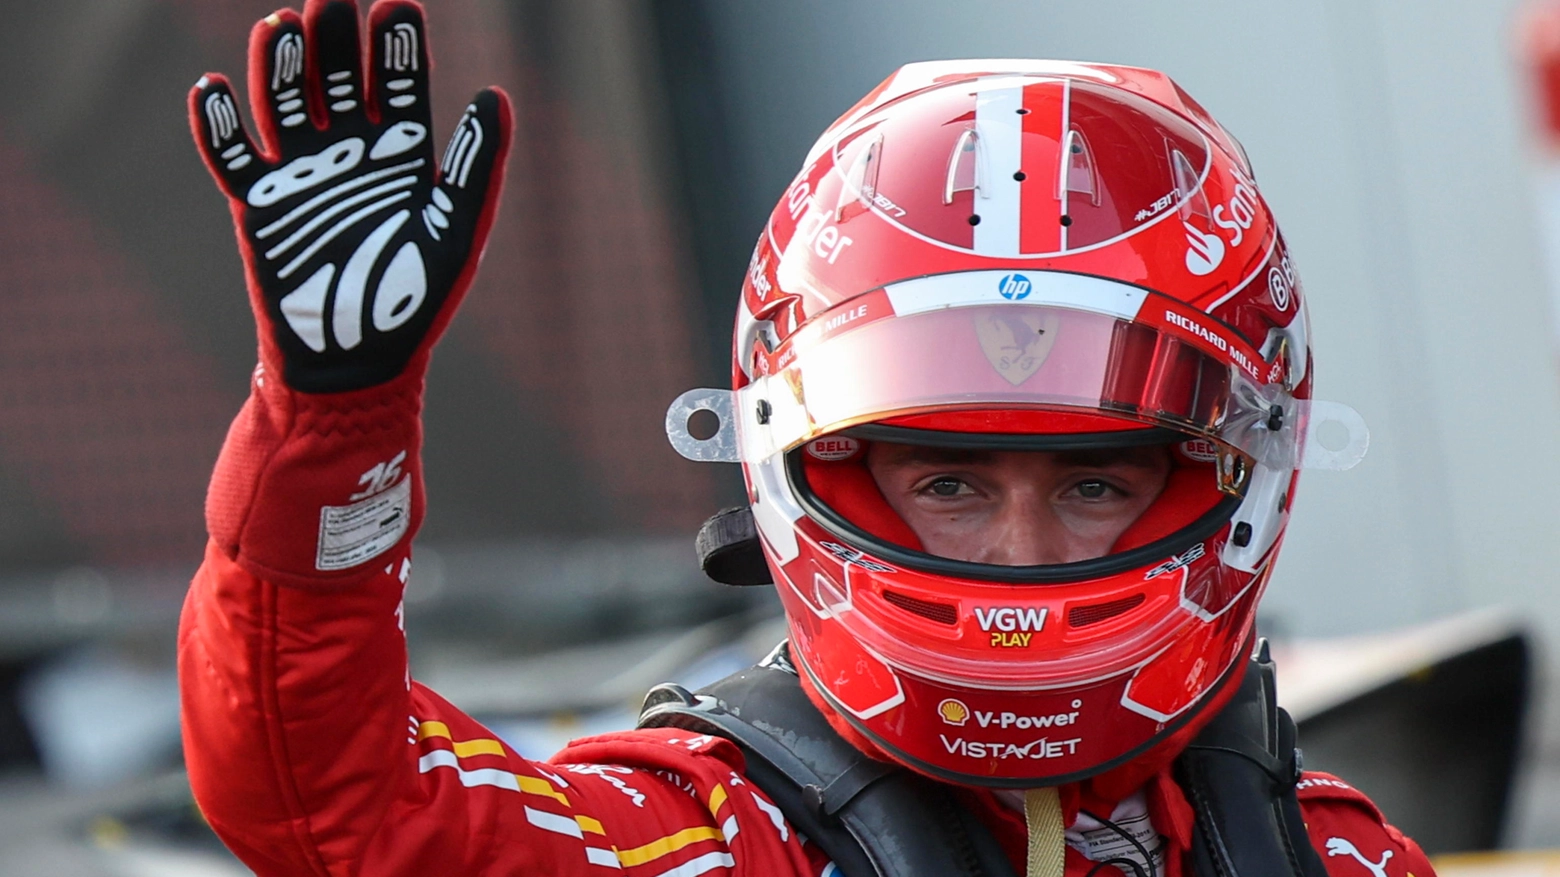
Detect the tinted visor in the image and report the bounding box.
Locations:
[789,303,1228,440]
[667,275,1366,473]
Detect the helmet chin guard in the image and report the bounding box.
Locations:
[666,60,1366,785]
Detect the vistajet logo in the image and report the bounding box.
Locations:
[940,734,1083,761]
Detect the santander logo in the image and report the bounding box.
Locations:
[1183,220,1226,276]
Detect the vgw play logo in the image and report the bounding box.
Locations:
[974,605,1048,648]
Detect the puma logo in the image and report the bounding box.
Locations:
[1326,836,1393,877]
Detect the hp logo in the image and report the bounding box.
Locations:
[998,273,1032,301]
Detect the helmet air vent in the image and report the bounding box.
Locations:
[1059,128,1100,207]
[882,589,958,625]
[1067,593,1146,628]
[836,132,884,222]
[944,126,982,205]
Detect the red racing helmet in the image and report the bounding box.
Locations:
[668,60,1367,788]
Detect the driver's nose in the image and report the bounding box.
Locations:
[967,489,1079,566]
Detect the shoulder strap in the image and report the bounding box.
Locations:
[638,644,1016,877]
[640,640,1330,877]
[1173,641,1331,877]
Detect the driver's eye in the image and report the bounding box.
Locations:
[928,478,964,496]
[1076,480,1109,499]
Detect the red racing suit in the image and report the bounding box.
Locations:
[177,386,1438,877]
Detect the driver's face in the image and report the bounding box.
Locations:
[865,443,1174,566]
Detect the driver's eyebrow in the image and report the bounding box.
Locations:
[1053,445,1173,470]
[884,445,994,466]
[875,443,1174,469]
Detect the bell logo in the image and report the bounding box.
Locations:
[1182,221,1225,276]
[1178,439,1219,463]
[938,698,971,726]
[806,436,861,461]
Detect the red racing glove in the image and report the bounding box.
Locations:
[189,0,511,588]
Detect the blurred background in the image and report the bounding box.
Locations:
[2,0,1560,872]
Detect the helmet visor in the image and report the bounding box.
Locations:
[668,272,1367,471]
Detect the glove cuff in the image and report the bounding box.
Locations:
[206,357,429,590]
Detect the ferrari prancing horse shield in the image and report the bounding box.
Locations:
[974,310,1060,385]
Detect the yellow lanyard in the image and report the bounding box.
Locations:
[1024,787,1066,877]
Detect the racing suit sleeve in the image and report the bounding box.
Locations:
[178,2,829,875]
[1297,773,1437,877]
[181,545,830,876]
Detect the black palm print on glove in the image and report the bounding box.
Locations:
[191,0,509,393]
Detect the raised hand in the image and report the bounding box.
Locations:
[190,0,511,393]
[188,0,511,585]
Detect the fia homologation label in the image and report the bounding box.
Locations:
[316,475,411,570]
